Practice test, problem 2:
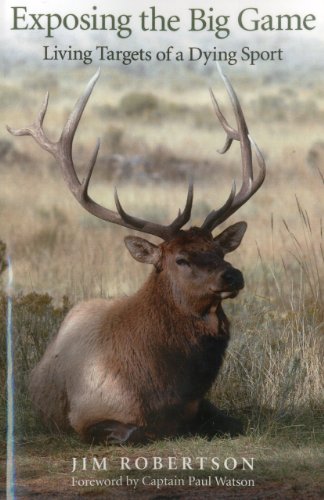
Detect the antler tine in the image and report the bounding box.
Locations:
[209,88,239,154]
[201,66,265,232]
[114,187,148,230]
[201,181,236,231]
[114,182,193,240]
[221,70,253,183]
[7,92,56,154]
[58,68,102,194]
[249,134,266,188]
[7,70,193,240]
[80,138,101,198]
[169,181,194,232]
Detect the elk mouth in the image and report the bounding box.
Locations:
[210,289,241,300]
[220,290,240,299]
[210,270,245,299]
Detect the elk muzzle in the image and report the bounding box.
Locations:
[221,267,244,290]
[210,266,244,299]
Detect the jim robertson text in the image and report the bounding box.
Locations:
[71,456,255,472]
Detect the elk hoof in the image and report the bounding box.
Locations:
[193,400,244,438]
[85,420,139,445]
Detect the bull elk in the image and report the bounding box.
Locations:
[8,69,265,444]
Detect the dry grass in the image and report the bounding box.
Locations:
[2,430,323,498]
[1,65,323,496]
[0,161,322,299]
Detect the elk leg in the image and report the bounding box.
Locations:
[192,399,244,438]
[85,420,142,445]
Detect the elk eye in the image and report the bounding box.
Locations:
[176,257,190,267]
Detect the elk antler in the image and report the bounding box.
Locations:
[7,69,193,241]
[201,66,266,232]
[7,68,265,240]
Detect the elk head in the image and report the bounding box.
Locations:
[7,68,265,312]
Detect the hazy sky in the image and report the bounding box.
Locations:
[1,0,324,74]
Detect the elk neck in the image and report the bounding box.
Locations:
[135,266,228,337]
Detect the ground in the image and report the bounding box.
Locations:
[1,429,323,499]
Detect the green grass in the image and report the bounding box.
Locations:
[1,422,322,497]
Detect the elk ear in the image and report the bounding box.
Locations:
[124,236,162,266]
[213,221,247,254]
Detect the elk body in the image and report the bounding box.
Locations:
[8,69,265,444]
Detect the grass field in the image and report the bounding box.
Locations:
[0,65,323,498]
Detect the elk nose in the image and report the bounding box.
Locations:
[222,268,244,289]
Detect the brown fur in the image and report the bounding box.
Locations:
[29,224,247,442]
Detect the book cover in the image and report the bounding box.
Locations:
[1,0,323,498]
